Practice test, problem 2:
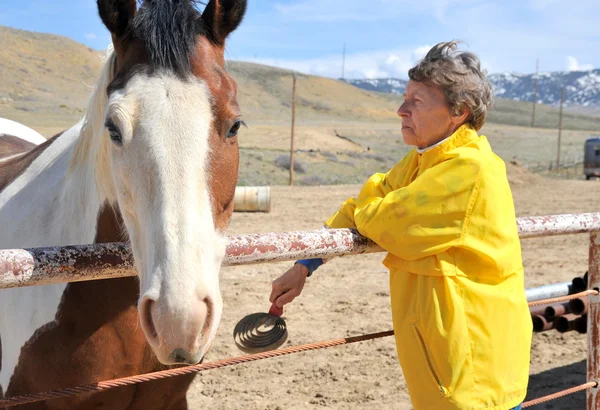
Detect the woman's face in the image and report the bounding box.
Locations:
[397,80,467,149]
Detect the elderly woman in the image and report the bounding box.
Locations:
[269,41,531,410]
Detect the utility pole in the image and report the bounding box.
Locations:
[289,72,297,186]
[531,58,539,128]
[556,86,565,169]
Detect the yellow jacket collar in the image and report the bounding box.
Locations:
[417,124,478,154]
[414,124,480,174]
[415,136,451,154]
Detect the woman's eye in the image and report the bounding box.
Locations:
[227,120,243,139]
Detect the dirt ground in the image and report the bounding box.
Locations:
[184,170,600,410]
[15,106,599,409]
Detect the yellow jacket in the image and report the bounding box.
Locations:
[325,124,531,409]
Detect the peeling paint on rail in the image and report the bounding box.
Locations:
[2,213,600,289]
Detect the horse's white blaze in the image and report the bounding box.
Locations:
[0,118,46,145]
[108,73,224,363]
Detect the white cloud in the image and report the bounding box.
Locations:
[567,56,593,72]
[84,32,97,40]
[412,45,433,61]
[228,0,598,77]
[431,1,599,74]
[239,45,437,79]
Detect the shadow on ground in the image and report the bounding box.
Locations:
[525,360,586,409]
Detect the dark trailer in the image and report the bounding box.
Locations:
[584,137,600,180]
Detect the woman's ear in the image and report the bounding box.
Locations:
[452,105,470,125]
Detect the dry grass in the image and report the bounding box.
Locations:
[0,26,103,125]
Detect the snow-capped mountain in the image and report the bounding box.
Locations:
[344,69,600,108]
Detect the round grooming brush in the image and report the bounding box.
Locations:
[233,303,287,354]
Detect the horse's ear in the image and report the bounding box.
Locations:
[97,0,137,38]
[201,0,247,47]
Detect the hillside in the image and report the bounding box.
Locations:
[0,25,400,130]
[1,25,598,134]
[0,26,104,127]
[226,61,399,123]
[1,25,599,187]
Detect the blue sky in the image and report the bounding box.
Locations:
[1,0,598,79]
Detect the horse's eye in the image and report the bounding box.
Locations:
[227,120,245,139]
[108,127,123,144]
[105,120,123,145]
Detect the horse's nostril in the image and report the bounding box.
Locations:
[171,349,187,363]
[202,296,213,337]
[169,348,202,364]
[141,298,158,339]
[140,294,214,365]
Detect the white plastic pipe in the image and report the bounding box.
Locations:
[234,186,271,213]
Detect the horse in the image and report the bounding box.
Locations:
[0,0,247,408]
[0,118,46,162]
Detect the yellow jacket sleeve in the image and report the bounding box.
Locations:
[353,156,481,261]
[325,172,393,229]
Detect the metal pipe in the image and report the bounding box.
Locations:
[224,228,380,266]
[532,315,553,332]
[569,298,589,316]
[0,229,380,289]
[544,303,570,320]
[517,213,600,239]
[1,213,600,289]
[0,244,136,289]
[554,313,579,333]
[576,315,588,334]
[529,305,548,317]
[573,275,588,293]
[526,282,572,302]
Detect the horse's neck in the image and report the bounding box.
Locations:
[0,121,106,249]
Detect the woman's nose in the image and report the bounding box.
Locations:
[397,104,409,117]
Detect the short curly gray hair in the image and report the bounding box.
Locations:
[408,41,493,130]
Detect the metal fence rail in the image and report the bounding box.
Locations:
[2,213,600,289]
[2,212,600,408]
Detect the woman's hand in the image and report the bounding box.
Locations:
[269,263,309,308]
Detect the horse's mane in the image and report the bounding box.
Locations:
[133,0,205,77]
[69,45,118,202]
